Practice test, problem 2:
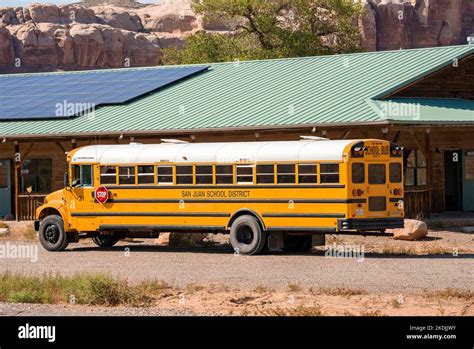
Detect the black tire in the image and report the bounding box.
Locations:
[92,234,120,248]
[283,235,312,253]
[38,215,69,252]
[230,215,267,255]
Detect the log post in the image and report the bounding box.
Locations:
[14,141,19,221]
[425,129,432,215]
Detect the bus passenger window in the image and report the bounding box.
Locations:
[119,166,136,185]
[389,163,402,183]
[236,165,253,184]
[369,164,386,185]
[216,165,233,184]
[176,166,193,185]
[157,166,173,184]
[72,165,93,187]
[298,164,317,184]
[100,166,117,185]
[320,164,339,183]
[352,163,365,184]
[257,164,274,184]
[138,165,154,184]
[277,164,295,184]
[196,165,213,184]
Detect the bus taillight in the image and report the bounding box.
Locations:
[390,188,403,196]
[352,188,365,197]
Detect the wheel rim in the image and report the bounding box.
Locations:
[236,226,254,245]
[44,224,59,244]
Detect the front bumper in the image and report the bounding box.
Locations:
[338,218,404,231]
[34,220,40,232]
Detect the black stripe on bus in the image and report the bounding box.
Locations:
[99,225,225,231]
[262,213,345,218]
[109,198,366,204]
[72,212,230,217]
[389,198,403,202]
[105,184,345,190]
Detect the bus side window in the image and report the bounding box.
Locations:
[320,164,339,183]
[119,166,136,185]
[352,163,365,184]
[157,166,173,184]
[216,165,233,184]
[196,165,213,184]
[138,165,154,184]
[257,164,274,184]
[176,166,193,185]
[100,166,117,185]
[298,164,317,184]
[277,164,295,184]
[236,165,253,184]
[72,165,93,187]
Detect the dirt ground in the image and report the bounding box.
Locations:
[0,227,473,316]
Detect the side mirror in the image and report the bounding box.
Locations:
[64,172,71,191]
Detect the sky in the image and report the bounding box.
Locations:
[1,0,157,6]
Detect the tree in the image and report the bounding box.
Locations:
[163,0,363,65]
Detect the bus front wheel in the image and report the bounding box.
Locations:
[39,215,69,252]
[92,234,120,248]
[230,215,267,255]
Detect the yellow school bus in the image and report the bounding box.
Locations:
[35,139,404,255]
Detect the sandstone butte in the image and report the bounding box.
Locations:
[0,0,472,71]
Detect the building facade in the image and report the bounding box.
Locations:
[0,45,473,220]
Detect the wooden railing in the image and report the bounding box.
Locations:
[404,189,430,219]
[17,194,47,221]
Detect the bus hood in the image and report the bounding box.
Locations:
[43,190,65,205]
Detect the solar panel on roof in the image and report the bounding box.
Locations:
[0,66,209,120]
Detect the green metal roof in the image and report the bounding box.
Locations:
[369,98,474,123]
[1,45,473,138]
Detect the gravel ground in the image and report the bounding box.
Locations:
[1,231,473,293]
[0,302,205,316]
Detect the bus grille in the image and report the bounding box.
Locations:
[369,196,386,211]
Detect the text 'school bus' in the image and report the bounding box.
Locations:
[35,139,405,255]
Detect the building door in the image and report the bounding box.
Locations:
[463,151,474,211]
[0,160,12,217]
[444,150,462,211]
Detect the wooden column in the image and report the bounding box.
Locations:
[425,129,432,215]
[14,142,19,221]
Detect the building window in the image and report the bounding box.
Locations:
[176,166,193,185]
[20,159,52,193]
[196,165,213,184]
[119,166,135,185]
[257,164,274,184]
[405,150,427,186]
[236,165,253,184]
[100,166,117,185]
[72,165,93,187]
[320,164,339,183]
[298,164,317,184]
[138,165,154,185]
[157,166,173,184]
[216,165,233,184]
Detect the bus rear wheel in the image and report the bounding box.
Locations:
[230,215,267,255]
[92,234,120,248]
[39,215,69,252]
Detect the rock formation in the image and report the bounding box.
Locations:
[0,0,472,72]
